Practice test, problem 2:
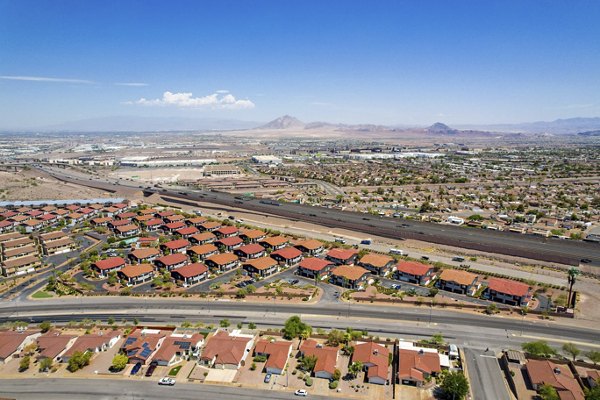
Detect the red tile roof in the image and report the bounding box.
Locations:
[294,239,324,250]
[526,359,584,400]
[187,244,218,256]
[487,277,530,297]
[271,246,302,260]
[119,264,154,278]
[299,339,338,375]
[201,330,252,366]
[176,226,199,236]
[171,262,208,278]
[206,253,238,265]
[298,257,333,272]
[254,340,292,371]
[93,257,126,271]
[216,226,239,235]
[396,261,432,277]
[156,253,188,266]
[165,221,186,230]
[163,239,190,250]
[217,236,243,247]
[327,248,358,260]
[353,342,390,381]
[398,349,441,383]
[236,243,265,255]
[359,253,394,268]
[331,265,369,281]
[245,256,278,270]
[439,269,477,286]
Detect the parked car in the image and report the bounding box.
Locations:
[421,256,430,261]
[145,362,158,377]
[294,389,308,397]
[158,377,176,386]
[264,373,272,383]
[391,283,401,290]
[130,362,142,375]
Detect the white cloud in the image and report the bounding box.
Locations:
[215,89,229,94]
[0,75,93,84]
[130,91,255,109]
[115,82,149,87]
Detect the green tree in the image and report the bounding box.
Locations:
[39,321,52,333]
[562,342,581,361]
[586,350,600,365]
[110,354,128,372]
[39,357,53,372]
[19,355,30,372]
[282,316,311,340]
[333,368,342,381]
[67,351,93,372]
[538,384,559,400]
[586,386,600,400]
[300,355,318,372]
[467,214,483,221]
[430,333,445,346]
[440,371,470,400]
[348,361,363,378]
[248,322,257,330]
[326,329,345,347]
[522,341,556,357]
[220,319,230,328]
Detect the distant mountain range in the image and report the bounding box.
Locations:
[3,114,600,135]
[455,117,600,134]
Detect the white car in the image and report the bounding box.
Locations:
[294,389,308,397]
[158,377,176,386]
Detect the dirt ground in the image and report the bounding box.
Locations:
[0,169,108,201]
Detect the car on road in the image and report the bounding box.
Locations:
[334,237,346,244]
[421,256,430,261]
[264,373,272,383]
[581,258,592,264]
[145,362,158,377]
[391,283,401,290]
[360,239,372,245]
[294,389,308,396]
[130,362,142,375]
[452,256,465,262]
[158,377,176,386]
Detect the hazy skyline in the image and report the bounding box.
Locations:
[1,0,600,129]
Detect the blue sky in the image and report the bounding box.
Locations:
[1,0,600,128]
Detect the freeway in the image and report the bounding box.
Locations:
[40,166,600,266]
[3,298,600,345]
[0,379,327,400]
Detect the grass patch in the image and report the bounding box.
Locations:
[32,291,54,299]
[168,365,182,376]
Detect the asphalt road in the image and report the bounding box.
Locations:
[3,298,599,344]
[0,379,328,400]
[464,348,512,400]
[40,166,600,266]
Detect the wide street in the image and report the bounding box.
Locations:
[0,379,329,400]
[3,297,600,347]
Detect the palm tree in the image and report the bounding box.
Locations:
[567,267,580,307]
